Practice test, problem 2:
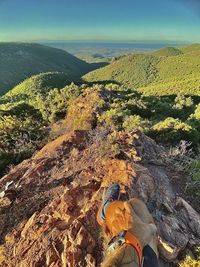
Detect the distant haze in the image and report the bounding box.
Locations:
[44,42,188,51]
[43,41,190,60]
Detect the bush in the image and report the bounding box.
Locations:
[152,117,192,132]
[179,256,200,267]
[191,103,200,120]
[173,94,193,110]
[45,83,82,121]
[98,108,128,130]
[150,117,200,146]
[0,103,46,175]
[122,115,149,132]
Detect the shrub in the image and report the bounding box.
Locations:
[45,83,82,121]
[179,256,200,267]
[0,103,46,175]
[150,117,200,146]
[173,94,193,110]
[122,115,149,132]
[152,117,192,132]
[98,109,128,130]
[191,103,200,120]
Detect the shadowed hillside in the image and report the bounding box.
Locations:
[0,43,99,96]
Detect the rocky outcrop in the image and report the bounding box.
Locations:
[0,89,199,267]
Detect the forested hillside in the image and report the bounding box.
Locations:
[0,43,97,96]
[84,44,200,95]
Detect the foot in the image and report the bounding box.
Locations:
[100,183,120,221]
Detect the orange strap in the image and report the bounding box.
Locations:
[97,201,143,266]
[124,231,143,267]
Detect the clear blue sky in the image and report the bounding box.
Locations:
[0,0,199,43]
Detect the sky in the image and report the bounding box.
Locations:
[0,0,200,43]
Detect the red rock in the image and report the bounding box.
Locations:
[0,102,199,267]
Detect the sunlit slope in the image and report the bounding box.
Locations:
[84,44,200,95]
[84,54,159,87]
[178,43,200,53]
[138,74,200,96]
[151,47,183,57]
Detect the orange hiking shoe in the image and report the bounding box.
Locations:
[97,183,120,226]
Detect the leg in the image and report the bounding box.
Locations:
[142,245,159,267]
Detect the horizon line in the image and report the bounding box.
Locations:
[0,39,194,45]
